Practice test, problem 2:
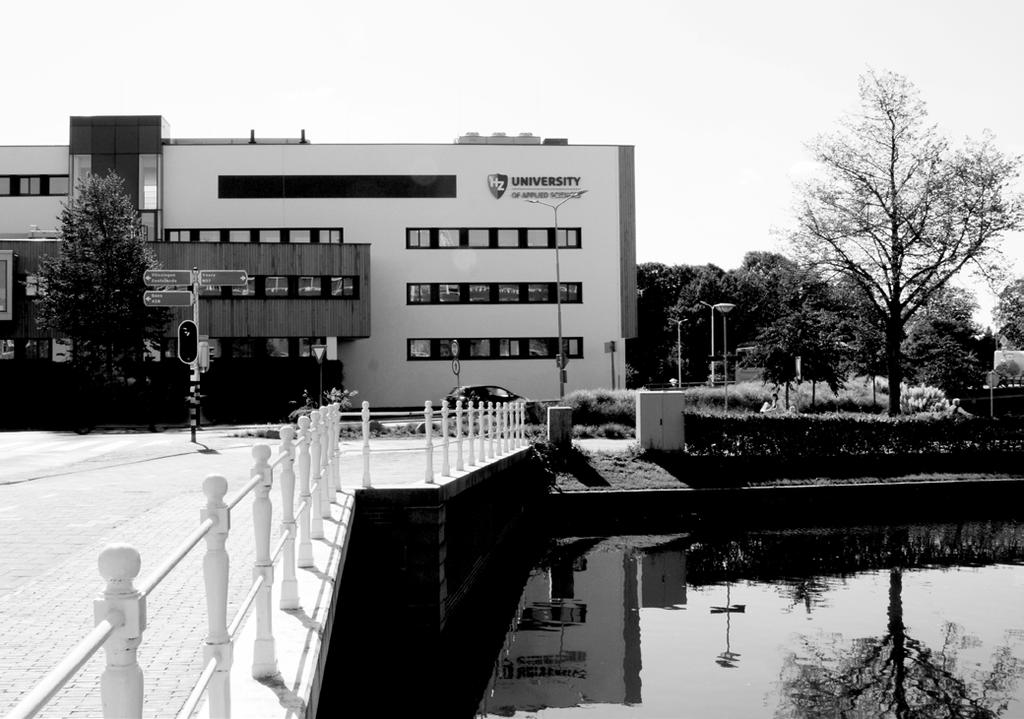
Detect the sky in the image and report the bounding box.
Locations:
[4,0,1023,325]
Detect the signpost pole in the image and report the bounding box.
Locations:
[191,266,200,443]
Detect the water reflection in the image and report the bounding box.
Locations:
[476,522,1024,718]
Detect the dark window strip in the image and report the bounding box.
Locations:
[219,175,457,199]
[405,226,581,249]
[162,227,343,243]
[407,337,583,361]
[0,175,70,197]
[192,274,359,300]
[406,282,582,304]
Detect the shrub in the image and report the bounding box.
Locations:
[561,388,635,426]
[899,383,949,414]
[572,422,635,439]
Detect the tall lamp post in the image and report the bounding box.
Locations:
[527,190,588,400]
[675,319,684,388]
[713,303,736,411]
[699,300,715,386]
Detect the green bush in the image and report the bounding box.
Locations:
[561,388,636,426]
[572,422,636,439]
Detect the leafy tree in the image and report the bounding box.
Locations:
[789,69,1023,415]
[903,286,987,393]
[36,171,169,389]
[993,278,1024,349]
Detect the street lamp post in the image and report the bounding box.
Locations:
[526,190,587,400]
[713,303,736,411]
[699,300,715,386]
[675,319,684,388]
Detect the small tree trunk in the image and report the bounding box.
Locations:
[885,312,904,416]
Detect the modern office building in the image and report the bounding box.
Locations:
[0,115,636,419]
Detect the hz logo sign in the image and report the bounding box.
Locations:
[487,174,508,199]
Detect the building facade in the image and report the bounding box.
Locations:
[0,116,636,419]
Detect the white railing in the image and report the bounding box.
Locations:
[5,398,530,719]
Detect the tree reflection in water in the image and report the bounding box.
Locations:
[772,526,1024,718]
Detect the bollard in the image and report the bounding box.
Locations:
[441,400,451,477]
[455,399,464,472]
[467,400,476,467]
[95,544,145,719]
[309,411,324,540]
[488,401,496,459]
[424,400,435,483]
[250,444,278,678]
[201,475,232,718]
[295,416,314,567]
[361,400,371,487]
[318,407,331,520]
[278,426,299,610]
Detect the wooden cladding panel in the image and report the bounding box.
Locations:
[151,243,369,277]
[165,299,370,338]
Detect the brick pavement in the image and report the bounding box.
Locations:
[0,427,546,718]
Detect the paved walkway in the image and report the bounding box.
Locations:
[0,426,541,718]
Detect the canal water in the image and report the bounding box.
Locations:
[474,521,1024,719]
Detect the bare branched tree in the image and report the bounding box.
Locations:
[790,69,1023,414]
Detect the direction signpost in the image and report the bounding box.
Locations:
[451,340,461,387]
[142,266,248,442]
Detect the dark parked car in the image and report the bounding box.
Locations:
[444,384,524,407]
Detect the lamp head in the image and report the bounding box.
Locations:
[713,302,736,314]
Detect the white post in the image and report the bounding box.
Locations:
[455,399,464,472]
[501,402,509,454]
[329,403,341,495]
[361,400,371,488]
[477,400,487,462]
[424,400,434,483]
[308,411,324,540]
[95,545,145,719]
[488,401,496,459]
[466,400,476,467]
[318,406,331,520]
[518,402,526,447]
[250,444,278,678]
[496,402,505,455]
[201,475,231,719]
[441,400,451,477]
[296,416,314,567]
[278,426,299,610]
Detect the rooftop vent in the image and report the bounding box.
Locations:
[542,137,569,145]
[456,131,485,144]
[513,132,541,145]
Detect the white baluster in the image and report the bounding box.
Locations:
[477,400,487,462]
[517,401,525,448]
[329,402,341,495]
[309,411,324,540]
[361,400,371,487]
[318,406,331,521]
[95,545,145,719]
[500,402,508,454]
[424,400,435,483]
[201,475,231,718]
[278,426,299,610]
[467,400,476,467]
[455,399,464,472]
[250,444,278,678]
[296,416,314,567]
[441,400,451,477]
[488,401,496,459]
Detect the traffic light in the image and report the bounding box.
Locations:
[177,320,198,364]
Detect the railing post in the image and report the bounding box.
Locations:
[499,402,508,455]
[201,475,231,719]
[278,425,299,610]
[488,401,496,459]
[467,399,476,467]
[309,411,324,540]
[250,444,278,678]
[296,416,314,567]
[95,544,145,719]
[361,401,372,487]
[424,400,434,483]
[455,399,464,472]
[518,401,525,447]
[479,401,488,461]
[441,399,451,477]
[318,406,331,521]
[328,403,341,496]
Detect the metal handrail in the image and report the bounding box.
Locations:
[228,574,266,639]
[5,611,122,719]
[174,655,218,719]
[138,518,216,597]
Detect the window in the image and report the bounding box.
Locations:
[468,229,489,247]
[231,340,254,359]
[290,229,311,244]
[299,337,327,357]
[232,278,255,296]
[139,155,158,209]
[498,284,520,302]
[72,155,91,195]
[198,283,221,297]
[408,284,431,303]
[438,284,461,303]
[469,339,491,357]
[529,338,550,357]
[259,230,281,243]
[0,339,14,359]
[25,275,45,297]
[565,338,582,356]
[497,229,519,247]
[409,339,431,358]
[557,228,580,248]
[264,339,289,357]
[527,283,550,302]
[198,230,220,243]
[322,229,343,244]
[24,339,49,360]
[49,176,70,195]
[560,283,581,302]
[527,229,549,247]
[438,229,461,247]
[0,178,9,195]
[265,276,288,297]
[167,230,190,242]
[499,339,520,357]
[331,277,356,297]
[229,230,251,243]
[468,284,490,302]
[298,276,321,296]
[408,229,430,248]
[439,341,453,359]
